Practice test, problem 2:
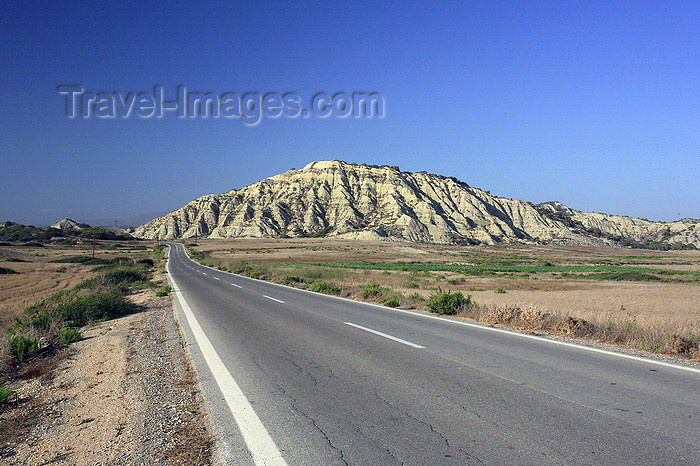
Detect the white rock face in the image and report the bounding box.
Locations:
[51,219,89,230]
[133,161,700,248]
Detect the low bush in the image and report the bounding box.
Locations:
[156,285,172,297]
[0,387,11,404]
[4,258,28,262]
[427,289,473,315]
[152,245,166,260]
[3,257,151,377]
[359,283,393,299]
[9,335,40,362]
[0,266,18,274]
[381,297,400,307]
[59,327,82,344]
[309,281,341,295]
[406,282,419,288]
[589,271,661,282]
[282,276,307,285]
[102,267,149,287]
[494,288,507,294]
[56,292,139,326]
[49,255,112,265]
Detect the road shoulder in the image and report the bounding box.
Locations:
[0,291,213,464]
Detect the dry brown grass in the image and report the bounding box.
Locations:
[0,243,152,329]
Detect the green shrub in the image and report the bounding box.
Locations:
[309,281,341,295]
[129,280,150,289]
[4,258,28,262]
[589,271,661,282]
[59,327,82,344]
[10,335,40,362]
[408,292,425,302]
[49,255,112,265]
[494,288,507,294]
[359,283,392,299]
[282,276,306,285]
[23,312,52,330]
[0,387,11,404]
[0,267,18,274]
[156,285,172,297]
[102,267,149,286]
[56,292,140,326]
[406,282,419,288]
[137,258,154,267]
[152,246,165,260]
[427,289,472,315]
[382,297,400,307]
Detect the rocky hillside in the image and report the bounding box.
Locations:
[51,218,90,230]
[134,161,700,248]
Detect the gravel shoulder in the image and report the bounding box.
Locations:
[0,290,214,464]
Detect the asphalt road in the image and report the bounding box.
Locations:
[166,242,700,465]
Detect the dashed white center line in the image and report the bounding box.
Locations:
[344,322,425,349]
[212,277,220,280]
[202,272,207,275]
[263,295,284,303]
[231,283,242,288]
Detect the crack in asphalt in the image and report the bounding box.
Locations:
[246,351,351,464]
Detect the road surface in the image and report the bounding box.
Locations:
[166,242,700,465]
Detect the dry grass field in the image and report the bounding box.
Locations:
[0,242,152,329]
[186,238,700,357]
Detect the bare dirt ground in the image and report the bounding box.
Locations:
[0,244,213,465]
[1,292,212,464]
[190,238,700,345]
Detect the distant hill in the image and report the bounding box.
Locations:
[0,221,134,243]
[51,218,91,230]
[134,160,700,249]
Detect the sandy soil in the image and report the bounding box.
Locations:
[0,291,213,464]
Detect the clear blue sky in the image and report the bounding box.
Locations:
[1,0,699,226]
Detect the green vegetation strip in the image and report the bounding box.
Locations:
[255,261,700,282]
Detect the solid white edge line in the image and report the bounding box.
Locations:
[345,322,425,348]
[167,247,287,466]
[263,295,284,303]
[173,243,700,375]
